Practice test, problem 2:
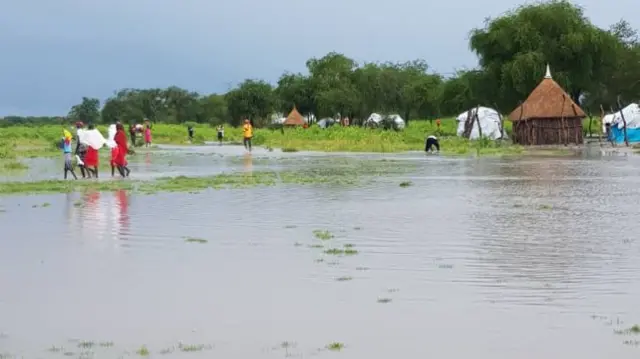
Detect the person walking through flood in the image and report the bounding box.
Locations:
[144,123,152,147]
[81,124,106,178]
[74,122,89,178]
[242,119,253,152]
[217,125,224,145]
[115,123,131,177]
[187,125,195,142]
[425,135,440,153]
[61,129,78,180]
[129,124,137,147]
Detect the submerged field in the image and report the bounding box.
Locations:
[0,144,639,359]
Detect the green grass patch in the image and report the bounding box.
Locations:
[136,345,150,356]
[184,237,208,244]
[313,230,334,240]
[326,342,345,351]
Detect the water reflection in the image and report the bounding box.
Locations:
[243,153,253,173]
[114,190,130,239]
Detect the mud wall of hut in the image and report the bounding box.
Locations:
[512,117,583,146]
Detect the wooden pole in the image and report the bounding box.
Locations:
[560,95,567,145]
[474,104,483,138]
[599,104,604,144]
[617,96,629,147]
[493,102,505,139]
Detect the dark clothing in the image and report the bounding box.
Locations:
[243,137,252,151]
[188,127,194,140]
[425,137,440,152]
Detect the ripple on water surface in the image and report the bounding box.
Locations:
[1,152,640,358]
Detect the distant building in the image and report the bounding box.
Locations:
[508,65,586,145]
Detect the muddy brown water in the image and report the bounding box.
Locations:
[1,144,640,358]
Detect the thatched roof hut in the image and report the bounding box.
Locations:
[283,106,305,126]
[508,65,586,145]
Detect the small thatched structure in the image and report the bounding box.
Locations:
[283,106,305,126]
[508,65,586,145]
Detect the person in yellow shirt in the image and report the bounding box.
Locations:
[242,119,253,152]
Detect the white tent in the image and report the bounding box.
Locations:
[456,106,504,140]
[317,118,336,128]
[388,114,405,129]
[365,113,383,127]
[609,103,640,129]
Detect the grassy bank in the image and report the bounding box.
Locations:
[0,117,603,158]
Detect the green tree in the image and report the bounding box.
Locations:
[469,0,620,112]
[197,94,229,125]
[68,97,100,123]
[276,73,315,116]
[225,80,275,126]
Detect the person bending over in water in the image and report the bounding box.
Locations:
[425,135,440,153]
[242,119,253,152]
[61,129,78,180]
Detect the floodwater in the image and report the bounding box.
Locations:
[1,143,640,358]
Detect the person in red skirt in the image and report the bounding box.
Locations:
[83,124,100,178]
[114,123,131,177]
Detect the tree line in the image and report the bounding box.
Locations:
[2,1,639,128]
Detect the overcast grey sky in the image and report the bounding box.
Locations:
[0,0,635,116]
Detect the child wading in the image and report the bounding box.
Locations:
[61,129,78,180]
[242,119,253,152]
[144,123,152,147]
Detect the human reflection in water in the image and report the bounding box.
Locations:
[145,152,152,166]
[115,189,130,238]
[243,153,253,173]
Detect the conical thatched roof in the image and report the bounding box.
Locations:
[283,106,305,126]
[508,65,586,121]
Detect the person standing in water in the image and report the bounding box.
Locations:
[61,129,78,180]
[144,123,152,147]
[114,123,131,177]
[242,119,253,152]
[425,135,440,153]
[83,124,100,178]
[74,122,89,178]
[187,125,195,142]
[217,125,224,145]
[129,124,137,147]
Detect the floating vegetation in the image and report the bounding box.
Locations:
[326,342,345,351]
[623,340,640,346]
[335,276,353,282]
[309,244,324,249]
[179,343,209,352]
[77,341,95,349]
[136,345,150,356]
[99,341,114,348]
[281,147,299,152]
[294,242,303,247]
[184,237,208,244]
[49,345,65,352]
[538,204,553,210]
[356,266,369,271]
[615,325,640,335]
[313,230,334,240]
[377,298,392,303]
[343,243,354,248]
[159,347,175,355]
[324,247,358,256]
[73,201,83,207]
[399,181,413,187]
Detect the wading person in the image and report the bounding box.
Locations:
[217,125,224,145]
[144,123,152,147]
[82,124,101,178]
[129,124,137,147]
[425,135,440,153]
[187,125,194,142]
[61,129,78,180]
[115,123,131,177]
[74,122,89,178]
[242,119,253,152]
